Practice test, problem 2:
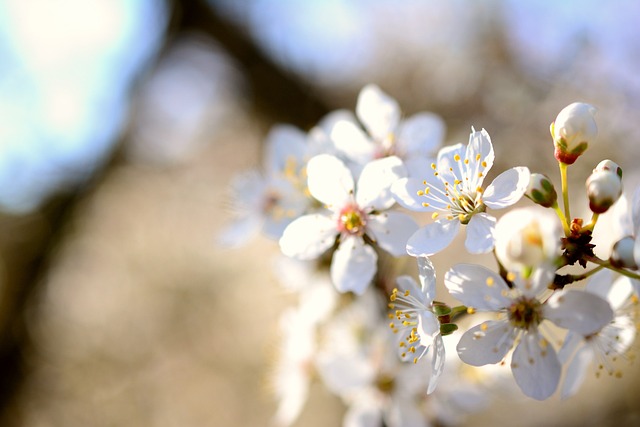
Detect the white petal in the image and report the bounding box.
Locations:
[406,220,460,257]
[356,156,407,211]
[397,112,445,157]
[330,237,377,295]
[465,213,496,254]
[279,214,336,260]
[586,271,634,310]
[306,154,354,207]
[515,263,555,298]
[395,275,423,299]
[444,264,511,311]
[386,400,428,427]
[367,212,418,256]
[558,331,581,366]
[356,84,400,141]
[265,124,308,175]
[330,119,377,165]
[427,334,446,394]
[600,316,637,355]
[465,128,495,183]
[457,320,514,366]
[436,143,466,185]
[344,401,383,427]
[561,344,594,399]
[391,175,448,212]
[417,256,437,302]
[632,186,640,236]
[510,332,561,400]
[402,156,436,179]
[544,289,613,335]
[418,311,439,338]
[483,167,531,209]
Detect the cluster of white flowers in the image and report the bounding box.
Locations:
[221,88,640,425]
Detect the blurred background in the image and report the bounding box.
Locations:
[1,0,640,425]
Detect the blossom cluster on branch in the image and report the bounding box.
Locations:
[221,86,640,427]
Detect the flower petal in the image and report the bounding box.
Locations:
[586,270,634,310]
[544,289,613,335]
[356,84,401,141]
[397,112,445,157]
[510,332,561,400]
[436,143,466,185]
[391,174,449,212]
[483,167,531,209]
[279,214,336,259]
[406,220,459,257]
[367,211,418,256]
[427,334,446,394]
[330,237,377,295]
[457,320,514,366]
[444,264,511,311]
[330,119,377,166]
[265,124,308,175]
[465,128,495,186]
[417,256,437,303]
[356,155,407,211]
[561,344,593,399]
[307,154,354,207]
[465,213,496,254]
[418,311,440,338]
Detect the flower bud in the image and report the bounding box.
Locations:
[586,169,622,214]
[610,236,638,269]
[525,173,557,208]
[593,159,623,179]
[495,207,562,274]
[551,102,597,165]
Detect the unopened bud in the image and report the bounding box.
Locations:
[593,159,623,179]
[525,173,557,208]
[551,102,597,165]
[586,169,622,214]
[610,236,638,269]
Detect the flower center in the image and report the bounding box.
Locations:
[508,297,542,330]
[338,205,367,236]
[375,374,395,394]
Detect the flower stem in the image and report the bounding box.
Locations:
[582,213,600,232]
[552,202,571,236]
[559,162,571,228]
[585,255,640,280]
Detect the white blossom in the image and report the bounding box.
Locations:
[388,257,445,393]
[392,128,530,256]
[218,125,317,247]
[279,154,417,294]
[445,264,613,400]
[558,270,638,399]
[328,84,445,177]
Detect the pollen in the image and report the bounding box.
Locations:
[475,154,481,161]
[467,307,476,314]
[481,161,487,168]
[432,212,439,219]
[431,163,437,169]
[481,323,488,331]
[506,272,516,282]
[454,154,461,161]
[486,277,494,287]
[464,158,469,165]
[417,190,424,196]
